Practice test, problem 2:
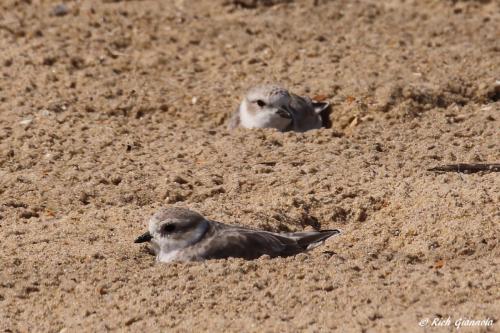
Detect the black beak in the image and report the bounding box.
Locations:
[276,107,292,119]
[134,231,152,243]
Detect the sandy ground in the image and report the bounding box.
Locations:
[0,0,499,332]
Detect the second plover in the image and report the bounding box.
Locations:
[228,84,330,132]
[135,207,340,262]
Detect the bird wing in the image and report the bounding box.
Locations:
[282,230,341,250]
[197,222,339,260]
[289,93,313,114]
[196,223,300,260]
[288,93,331,130]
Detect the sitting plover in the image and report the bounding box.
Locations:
[228,84,330,132]
[135,207,340,262]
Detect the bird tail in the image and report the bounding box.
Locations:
[286,229,341,250]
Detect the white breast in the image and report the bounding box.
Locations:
[158,249,181,263]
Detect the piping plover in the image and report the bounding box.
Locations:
[135,207,341,262]
[228,84,330,132]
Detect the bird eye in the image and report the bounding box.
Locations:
[256,100,266,107]
[161,224,176,233]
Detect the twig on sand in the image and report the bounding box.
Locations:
[428,163,500,174]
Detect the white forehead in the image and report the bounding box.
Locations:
[246,85,290,104]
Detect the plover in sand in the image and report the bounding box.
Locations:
[228,84,330,132]
[135,207,340,262]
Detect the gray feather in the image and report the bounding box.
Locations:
[193,222,340,260]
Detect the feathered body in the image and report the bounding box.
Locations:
[135,207,340,262]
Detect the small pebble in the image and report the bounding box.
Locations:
[40,109,51,117]
[19,118,33,126]
[52,4,69,17]
[295,253,308,261]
